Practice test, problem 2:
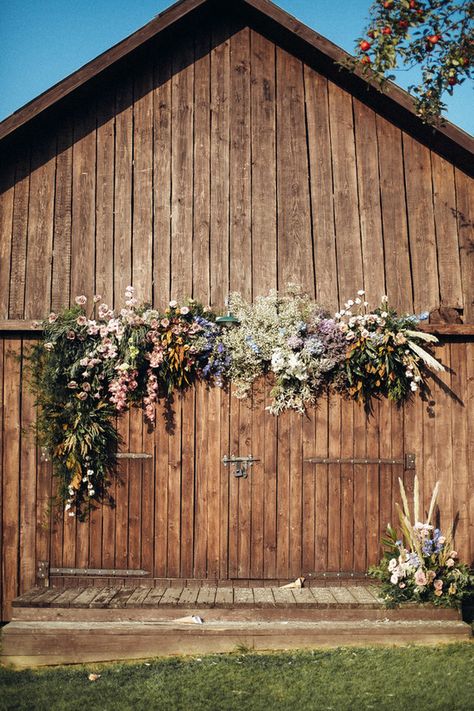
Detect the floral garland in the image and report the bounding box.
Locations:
[29,287,444,516]
[369,477,473,608]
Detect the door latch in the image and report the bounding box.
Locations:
[222,454,259,478]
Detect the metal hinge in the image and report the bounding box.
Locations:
[304,453,415,470]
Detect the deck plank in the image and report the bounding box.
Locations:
[48,588,84,608]
[108,588,138,609]
[159,588,185,606]
[73,588,104,608]
[233,588,255,607]
[270,588,297,606]
[326,587,358,606]
[196,587,217,607]
[178,587,200,606]
[253,588,275,606]
[308,588,338,606]
[89,588,121,609]
[125,588,154,608]
[214,588,234,606]
[141,587,166,607]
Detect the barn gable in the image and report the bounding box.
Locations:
[0,0,472,621]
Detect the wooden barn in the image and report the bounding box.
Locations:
[0,0,473,639]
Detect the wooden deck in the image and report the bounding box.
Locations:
[2,585,471,667]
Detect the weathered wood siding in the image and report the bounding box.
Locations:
[1,338,473,619]
[0,18,473,619]
[0,23,472,318]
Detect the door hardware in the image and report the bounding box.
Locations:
[222,454,260,478]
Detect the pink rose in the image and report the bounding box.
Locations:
[82,382,91,392]
[77,391,88,401]
[66,330,76,340]
[76,316,87,326]
[446,558,455,568]
[75,295,87,305]
[48,313,57,323]
[67,381,78,389]
[180,306,190,315]
[93,294,102,303]
[433,579,443,590]
[449,551,457,558]
[414,569,427,586]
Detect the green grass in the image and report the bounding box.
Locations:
[1,644,473,711]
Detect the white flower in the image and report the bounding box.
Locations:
[357,290,365,296]
[346,300,354,307]
[388,558,398,572]
[68,511,75,517]
[169,300,178,308]
[334,312,341,319]
[390,573,399,584]
[381,295,388,303]
[180,306,190,315]
[65,503,71,511]
[93,294,102,303]
[410,382,418,391]
[361,329,369,338]
[44,342,54,351]
[355,298,361,305]
[75,295,87,305]
[363,301,369,307]
[381,311,388,318]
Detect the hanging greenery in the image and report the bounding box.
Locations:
[29,287,444,517]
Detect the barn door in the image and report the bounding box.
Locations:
[225,394,416,581]
[302,398,415,577]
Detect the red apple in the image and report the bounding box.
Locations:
[361,55,372,65]
[383,0,394,7]
[427,35,440,44]
[448,76,457,85]
[398,20,409,29]
[368,29,376,39]
[409,0,417,7]
[360,40,372,51]
[382,26,392,35]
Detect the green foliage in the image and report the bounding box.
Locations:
[354,0,473,122]
[1,646,474,711]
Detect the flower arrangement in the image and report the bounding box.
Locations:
[369,477,473,607]
[336,292,444,409]
[220,288,347,414]
[30,287,446,516]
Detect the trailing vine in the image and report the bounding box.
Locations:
[29,287,444,517]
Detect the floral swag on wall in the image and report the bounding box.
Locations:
[30,286,444,517]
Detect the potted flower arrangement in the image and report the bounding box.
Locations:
[369,476,473,607]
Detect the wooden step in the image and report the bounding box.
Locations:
[2,618,471,667]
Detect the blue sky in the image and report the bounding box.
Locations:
[0,0,472,134]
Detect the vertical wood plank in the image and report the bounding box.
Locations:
[193,383,207,577]
[218,386,230,580]
[376,116,412,313]
[19,344,37,593]
[237,398,252,579]
[340,401,354,571]
[114,76,133,306]
[353,403,367,571]
[180,390,195,577]
[153,51,172,310]
[353,99,385,304]
[455,168,473,322]
[167,398,182,577]
[206,387,221,579]
[403,134,439,314]
[71,103,96,303]
[210,21,230,308]
[95,90,115,306]
[114,413,130,569]
[276,47,313,295]
[2,340,21,618]
[327,394,341,571]
[9,153,30,318]
[276,410,290,578]
[288,411,303,577]
[431,154,463,309]
[228,387,240,578]
[366,400,380,567]
[141,415,155,576]
[171,36,194,301]
[314,395,329,572]
[433,344,454,535]
[24,136,56,318]
[251,31,277,297]
[128,409,143,570]
[304,69,338,310]
[251,385,265,578]
[263,383,277,578]
[328,84,363,305]
[51,122,73,312]
[230,26,251,299]
[378,398,393,539]
[193,30,211,301]
[466,342,474,562]
[0,161,15,318]
[133,62,154,303]
[154,400,169,577]
[450,343,469,562]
